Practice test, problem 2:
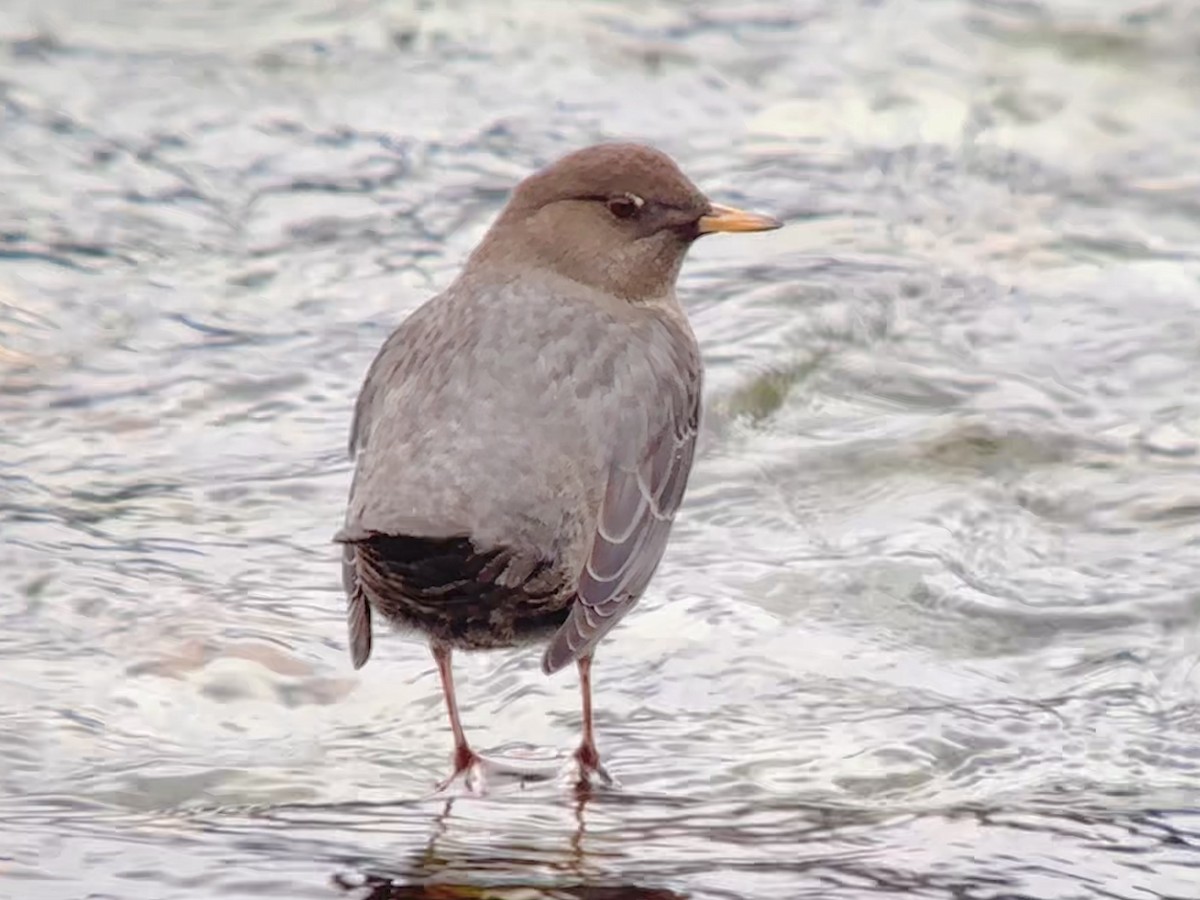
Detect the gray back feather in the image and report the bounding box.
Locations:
[341,269,701,608]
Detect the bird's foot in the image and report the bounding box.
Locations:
[434,745,488,795]
[570,741,615,791]
[434,745,562,795]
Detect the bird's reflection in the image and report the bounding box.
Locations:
[332,786,685,900]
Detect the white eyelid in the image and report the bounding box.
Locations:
[622,192,645,208]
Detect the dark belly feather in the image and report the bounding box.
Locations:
[347,533,572,655]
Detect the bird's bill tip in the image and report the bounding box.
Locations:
[697,202,782,234]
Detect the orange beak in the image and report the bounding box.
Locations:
[697,202,782,234]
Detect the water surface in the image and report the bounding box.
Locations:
[3,1,1200,897]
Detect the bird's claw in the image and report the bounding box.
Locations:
[571,743,615,791]
[434,746,563,795]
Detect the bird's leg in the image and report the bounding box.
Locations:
[430,642,565,794]
[573,654,613,787]
[431,643,483,792]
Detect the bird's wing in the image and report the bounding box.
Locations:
[342,542,373,668]
[347,324,411,460]
[541,369,701,674]
[340,319,418,668]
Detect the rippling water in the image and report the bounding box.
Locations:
[4,1,1200,897]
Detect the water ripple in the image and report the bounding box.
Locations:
[4,0,1200,898]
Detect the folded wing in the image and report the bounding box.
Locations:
[541,374,700,674]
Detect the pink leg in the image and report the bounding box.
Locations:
[431,645,609,793]
[432,643,479,786]
[574,654,612,785]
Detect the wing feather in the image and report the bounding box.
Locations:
[542,369,700,674]
[343,543,373,669]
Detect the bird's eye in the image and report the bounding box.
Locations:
[606,193,644,220]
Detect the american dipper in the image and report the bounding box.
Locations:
[336,143,780,790]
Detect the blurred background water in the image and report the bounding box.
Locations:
[3,1,1200,898]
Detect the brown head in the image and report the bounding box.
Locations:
[466,143,781,302]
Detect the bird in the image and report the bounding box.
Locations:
[334,142,780,791]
